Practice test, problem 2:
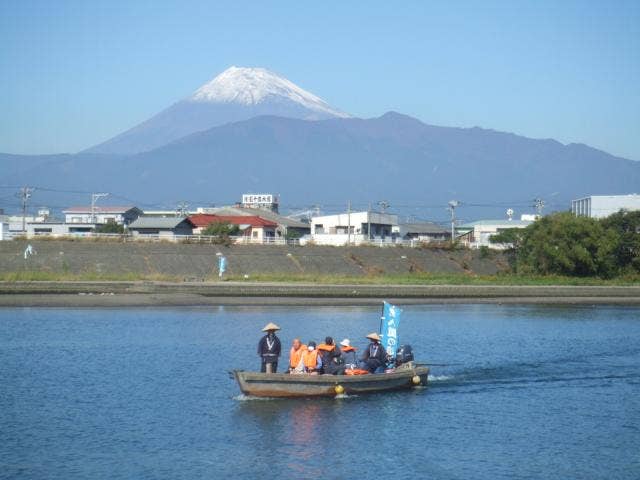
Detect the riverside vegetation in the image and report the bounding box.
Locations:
[490,210,640,279]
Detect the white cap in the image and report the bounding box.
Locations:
[340,338,351,347]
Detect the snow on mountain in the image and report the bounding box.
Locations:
[190,66,350,118]
[85,66,349,155]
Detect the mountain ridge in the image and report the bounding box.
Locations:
[4,112,638,222]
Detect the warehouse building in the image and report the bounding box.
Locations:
[571,194,640,219]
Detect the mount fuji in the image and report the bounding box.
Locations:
[85,66,349,155]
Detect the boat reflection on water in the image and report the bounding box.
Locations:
[234,397,355,477]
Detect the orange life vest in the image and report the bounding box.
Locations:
[289,345,306,367]
[302,349,319,369]
[345,368,369,375]
[317,343,336,352]
[341,346,357,352]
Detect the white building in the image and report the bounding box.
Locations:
[26,222,96,237]
[63,206,142,225]
[457,218,534,249]
[7,210,52,233]
[0,220,9,240]
[308,211,399,245]
[571,194,640,219]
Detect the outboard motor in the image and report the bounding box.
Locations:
[395,344,414,366]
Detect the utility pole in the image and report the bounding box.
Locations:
[533,198,545,217]
[91,193,109,223]
[448,200,459,243]
[347,200,351,246]
[368,201,372,240]
[18,187,34,233]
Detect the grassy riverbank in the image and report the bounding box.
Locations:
[1,270,639,286]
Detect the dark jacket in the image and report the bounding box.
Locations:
[318,343,343,374]
[340,347,358,366]
[361,342,388,365]
[257,333,281,363]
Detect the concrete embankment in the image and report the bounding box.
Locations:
[1,282,639,306]
[1,241,639,306]
[0,240,506,278]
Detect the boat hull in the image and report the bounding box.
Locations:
[233,366,429,398]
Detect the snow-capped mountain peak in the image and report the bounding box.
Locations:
[190,66,349,118]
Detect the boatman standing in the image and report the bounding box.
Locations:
[361,332,388,373]
[258,322,282,373]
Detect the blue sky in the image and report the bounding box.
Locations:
[1,0,639,159]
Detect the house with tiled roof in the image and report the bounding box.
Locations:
[188,214,277,243]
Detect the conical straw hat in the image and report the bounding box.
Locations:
[262,322,281,332]
[365,332,381,341]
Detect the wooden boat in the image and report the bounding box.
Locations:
[233,363,429,398]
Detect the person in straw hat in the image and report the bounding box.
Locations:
[361,332,388,373]
[257,322,282,373]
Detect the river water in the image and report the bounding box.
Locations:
[1,304,639,479]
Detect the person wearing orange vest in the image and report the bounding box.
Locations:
[288,338,307,373]
[339,338,358,369]
[301,341,322,374]
[317,336,345,375]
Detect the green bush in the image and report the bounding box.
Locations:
[502,211,639,278]
[95,223,125,234]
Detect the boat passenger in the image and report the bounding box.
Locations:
[361,332,388,373]
[339,338,358,369]
[317,336,345,375]
[301,341,322,374]
[257,322,282,373]
[288,338,307,373]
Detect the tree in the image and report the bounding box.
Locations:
[201,221,240,236]
[600,209,640,273]
[515,212,619,278]
[201,221,240,245]
[489,228,525,249]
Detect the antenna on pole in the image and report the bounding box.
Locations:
[447,200,460,243]
[176,201,189,217]
[18,186,34,233]
[533,198,545,217]
[506,208,514,221]
[91,193,109,224]
[377,200,389,213]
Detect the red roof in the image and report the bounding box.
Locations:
[188,214,277,228]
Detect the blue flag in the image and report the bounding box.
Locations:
[380,301,402,358]
[218,256,227,277]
